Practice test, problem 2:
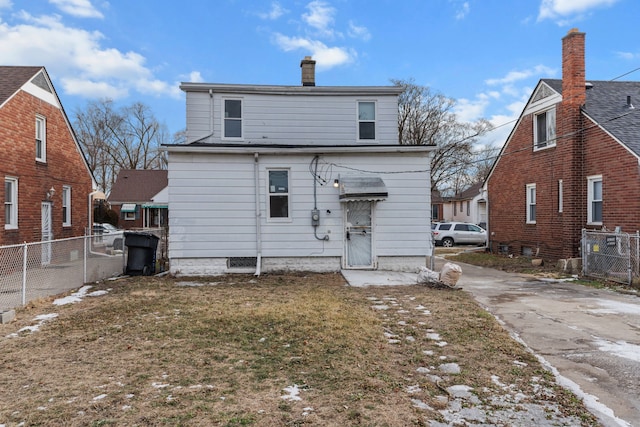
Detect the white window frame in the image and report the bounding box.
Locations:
[357,100,376,141]
[267,169,291,221]
[36,115,46,162]
[124,211,136,221]
[558,179,563,213]
[222,98,243,140]
[5,177,18,229]
[587,175,603,225]
[62,185,71,226]
[533,107,556,151]
[526,183,536,224]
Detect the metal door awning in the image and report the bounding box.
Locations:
[339,176,388,202]
[121,203,137,212]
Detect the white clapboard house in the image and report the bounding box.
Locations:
[165,57,434,275]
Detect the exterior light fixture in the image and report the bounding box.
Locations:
[333,179,339,188]
[46,186,56,200]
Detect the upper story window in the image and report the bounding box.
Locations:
[36,115,46,162]
[62,185,71,226]
[587,175,603,225]
[223,99,242,139]
[526,183,536,224]
[534,107,556,150]
[5,177,18,229]
[358,101,376,141]
[268,169,290,220]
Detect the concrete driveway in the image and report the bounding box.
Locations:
[441,258,640,427]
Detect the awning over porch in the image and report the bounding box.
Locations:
[338,176,388,202]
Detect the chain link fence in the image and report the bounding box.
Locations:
[0,228,168,312]
[582,229,640,286]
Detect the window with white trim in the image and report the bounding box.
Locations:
[268,169,289,219]
[587,175,603,225]
[5,177,18,229]
[62,185,71,226]
[223,98,242,139]
[358,101,376,140]
[36,115,46,162]
[526,183,536,224]
[534,107,556,150]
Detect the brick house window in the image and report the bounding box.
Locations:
[36,115,46,162]
[534,107,556,150]
[587,175,603,225]
[526,183,536,224]
[358,101,376,140]
[62,185,71,226]
[5,177,18,229]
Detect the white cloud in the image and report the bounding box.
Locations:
[0,0,12,9]
[615,51,639,60]
[302,0,336,37]
[348,21,371,41]
[0,11,174,100]
[538,0,619,22]
[272,33,353,69]
[485,64,556,85]
[49,0,103,19]
[258,1,287,20]
[455,2,470,20]
[186,71,204,83]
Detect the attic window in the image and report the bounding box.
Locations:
[534,107,556,150]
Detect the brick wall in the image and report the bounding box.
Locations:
[0,91,93,246]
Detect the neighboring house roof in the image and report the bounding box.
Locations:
[109,169,168,204]
[0,66,43,106]
[541,78,640,157]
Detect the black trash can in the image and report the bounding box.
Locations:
[124,232,159,276]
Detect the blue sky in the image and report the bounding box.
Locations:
[1,0,639,147]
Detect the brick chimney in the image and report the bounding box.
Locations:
[300,56,316,87]
[562,28,586,106]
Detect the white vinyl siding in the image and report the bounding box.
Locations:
[167,151,430,260]
[534,107,556,150]
[185,92,399,145]
[526,183,536,224]
[5,177,18,229]
[587,175,603,225]
[62,185,71,226]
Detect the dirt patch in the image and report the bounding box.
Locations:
[0,273,600,426]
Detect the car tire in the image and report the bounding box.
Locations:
[113,238,123,251]
[442,237,454,247]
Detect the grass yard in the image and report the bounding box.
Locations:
[0,273,599,426]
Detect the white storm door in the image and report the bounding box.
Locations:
[345,201,374,269]
[41,202,52,265]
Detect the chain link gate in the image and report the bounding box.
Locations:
[582,229,640,286]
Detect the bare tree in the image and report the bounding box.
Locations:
[392,78,492,195]
[74,99,169,194]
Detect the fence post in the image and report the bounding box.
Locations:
[581,229,586,277]
[21,243,27,306]
[627,233,632,285]
[84,234,88,284]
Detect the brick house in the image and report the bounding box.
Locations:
[486,29,640,261]
[108,169,168,229]
[1,66,95,246]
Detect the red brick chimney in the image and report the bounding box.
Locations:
[300,56,316,87]
[562,28,586,106]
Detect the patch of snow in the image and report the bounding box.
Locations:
[93,394,107,401]
[371,304,389,310]
[406,384,422,393]
[412,398,433,410]
[439,363,461,374]
[281,385,302,401]
[588,300,640,315]
[426,332,441,340]
[593,337,640,362]
[53,285,93,305]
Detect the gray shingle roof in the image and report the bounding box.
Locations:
[0,66,43,105]
[108,169,168,203]
[541,78,640,156]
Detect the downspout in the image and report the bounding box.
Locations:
[254,153,262,276]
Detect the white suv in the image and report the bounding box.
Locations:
[432,222,486,247]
